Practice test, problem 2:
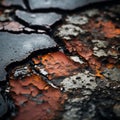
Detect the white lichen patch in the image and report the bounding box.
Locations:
[57,24,85,40]
[92,40,108,48]
[93,49,107,57]
[60,71,97,92]
[70,56,84,64]
[66,15,88,25]
[92,40,108,57]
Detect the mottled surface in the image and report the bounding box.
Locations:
[0,0,120,120]
[0,32,57,81]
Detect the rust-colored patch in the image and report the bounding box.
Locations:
[0,21,24,31]
[102,21,120,38]
[86,20,120,38]
[95,69,104,79]
[10,74,48,96]
[10,74,67,120]
[37,51,81,79]
[64,39,93,60]
[4,21,24,32]
[64,39,101,70]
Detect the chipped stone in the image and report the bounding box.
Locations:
[0,32,57,81]
[28,0,108,10]
[16,10,62,28]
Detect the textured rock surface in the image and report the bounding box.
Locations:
[0,32,57,81]
[16,10,62,28]
[0,1,120,120]
[28,0,108,10]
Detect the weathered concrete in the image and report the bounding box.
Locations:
[0,32,57,81]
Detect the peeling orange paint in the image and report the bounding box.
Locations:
[10,74,67,120]
[41,51,81,79]
[86,20,120,38]
[63,39,101,70]
[64,39,93,60]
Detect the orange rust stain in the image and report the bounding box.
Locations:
[106,63,114,69]
[10,74,48,96]
[64,39,101,70]
[10,74,67,120]
[41,51,81,79]
[64,39,93,60]
[95,69,104,79]
[32,57,41,64]
[20,74,48,90]
[86,20,120,38]
[102,21,120,38]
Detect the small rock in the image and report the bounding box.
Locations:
[16,10,62,28]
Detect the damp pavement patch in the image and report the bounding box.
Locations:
[27,0,108,10]
[0,32,57,81]
[15,10,62,28]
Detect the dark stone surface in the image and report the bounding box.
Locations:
[15,10,62,28]
[0,0,26,9]
[0,32,57,81]
[28,0,109,10]
[0,93,8,117]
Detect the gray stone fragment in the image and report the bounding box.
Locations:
[28,0,109,10]
[16,10,62,28]
[0,32,57,81]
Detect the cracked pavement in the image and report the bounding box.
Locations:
[0,0,120,120]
